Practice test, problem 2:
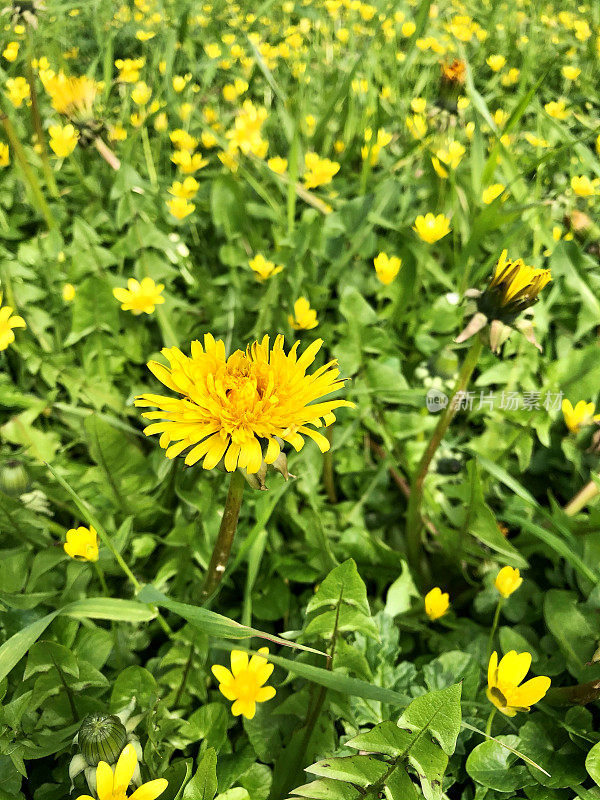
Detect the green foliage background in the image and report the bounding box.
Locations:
[1,0,600,798]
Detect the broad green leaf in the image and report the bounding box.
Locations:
[306,559,371,616]
[291,778,361,799]
[586,742,600,786]
[111,666,158,711]
[466,736,533,792]
[183,748,218,800]
[399,684,462,756]
[23,641,79,681]
[0,612,59,683]
[307,755,388,787]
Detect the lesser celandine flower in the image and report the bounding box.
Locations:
[249,254,283,281]
[2,41,19,62]
[168,177,199,199]
[487,651,550,716]
[131,81,152,106]
[212,648,276,719]
[113,278,165,315]
[267,156,287,174]
[413,213,451,244]
[486,54,506,71]
[494,566,522,598]
[562,399,600,433]
[135,334,351,473]
[424,587,450,620]
[0,143,9,167]
[64,526,99,562]
[171,151,208,174]
[303,152,340,189]
[62,283,76,302]
[0,293,26,350]
[75,743,167,800]
[5,77,30,107]
[289,297,318,330]
[482,184,505,204]
[562,65,580,80]
[544,99,569,120]
[373,252,402,285]
[115,58,145,83]
[571,175,595,197]
[166,197,195,220]
[48,123,79,157]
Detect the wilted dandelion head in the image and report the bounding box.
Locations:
[135,334,353,474]
[482,249,551,321]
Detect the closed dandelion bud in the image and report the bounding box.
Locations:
[78,713,127,766]
[0,459,29,496]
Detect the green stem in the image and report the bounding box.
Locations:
[141,125,157,188]
[93,562,109,595]
[405,336,483,586]
[322,426,337,503]
[287,123,299,235]
[0,110,57,230]
[485,707,497,737]
[199,470,246,603]
[24,29,59,198]
[487,598,504,660]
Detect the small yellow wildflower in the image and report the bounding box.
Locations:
[62,283,76,302]
[413,213,451,244]
[0,294,26,350]
[544,99,569,120]
[406,114,427,139]
[487,651,550,716]
[168,176,199,199]
[172,75,187,92]
[166,197,195,220]
[212,649,276,720]
[48,124,79,158]
[109,123,127,142]
[0,143,9,167]
[482,184,505,204]
[494,566,523,598]
[170,129,198,151]
[115,58,145,83]
[171,151,209,174]
[5,77,30,108]
[2,42,19,62]
[501,68,520,86]
[571,175,595,197]
[373,252,402,285]
[289,297,318,330]
[267,156,287,175]
[401,21,416,36]
[486,54,506,71]
[75,743,168,800]
[562,399,600,433]
[64,526,98,562]
[249,254,283,281]
[562,65,580,80]
[113,277,165,315]
[136,30,156,42]
[303,152,340,189]
[201,131,218,149]
[424,587,450,621]
[131,81,152,105]
[154,113,168,132]
[410,97,426,113]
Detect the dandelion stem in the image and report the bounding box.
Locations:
[405,335,483,586]
[200,470,246,603]
[322,426,337,503]
[24,28,59,198]
[0,109,57,230]
[94,137,121,170]
[564,479,599,516]
[141,126,157,188]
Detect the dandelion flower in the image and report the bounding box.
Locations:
[135,334,352,473]
[212,648,276,720]
[113,278,165,315]
[43,73,99,121]
[487,651,550,716]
